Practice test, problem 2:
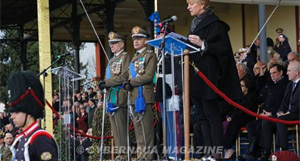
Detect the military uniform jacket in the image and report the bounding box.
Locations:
[11,121,58,161]
[129,49,157,105]
[105,51,131,107]
[2,146,12,161]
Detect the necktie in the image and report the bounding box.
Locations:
[288,82,297,111]
[292,82,297,92]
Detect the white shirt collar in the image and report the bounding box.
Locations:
[294,78,300,84]
[137,47,146,54]
[114,49,124,57]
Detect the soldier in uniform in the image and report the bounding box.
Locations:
[123,26,157,161]
[98,31,131,160]
[2,132,13,161]
[7,71,58,161]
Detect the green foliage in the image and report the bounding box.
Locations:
[53,119,67,161]
[0,29,89,110]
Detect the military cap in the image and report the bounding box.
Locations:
[7,71,45,119]
[238,48,247,53]
[276,28,283,33]
[131,26,150,39]
[108,31,125,43]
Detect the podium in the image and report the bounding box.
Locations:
[147,32,200,56]
[52,67,85,124]
[147,33,197,160]
[52,67,86,81]
[52,67,86,160]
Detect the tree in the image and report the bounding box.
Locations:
[0,29,88,109]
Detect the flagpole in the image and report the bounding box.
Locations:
[154,0,158,39]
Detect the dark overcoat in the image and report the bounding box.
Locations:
[189,14,242,100]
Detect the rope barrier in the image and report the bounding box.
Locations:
[190,62,300,125]
[45,100,113,140]
[46,100,159,139]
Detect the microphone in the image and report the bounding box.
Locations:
[57,53,72,59]
[160,15,177,25]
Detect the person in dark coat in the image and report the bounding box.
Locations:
[87,99,96,129]
[276,34,292,61]
[186,0,242,159]
[223,78,258,159]
[244,64,288,159]
[261,61,300,159]
[7,71,58,161]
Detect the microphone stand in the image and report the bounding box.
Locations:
[37,56,64,130]
[159,22,169,160]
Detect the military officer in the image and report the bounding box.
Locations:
[7,71,58,161]
[123,26,157,161]
[98,31,131,160]
[2,132,13,161]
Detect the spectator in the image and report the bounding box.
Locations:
[2,132,13,161]
[52,93,60,112]
[224,79,258,159]
[239,47,256,76]
[87,99,96,129]
[272,52,281,59]
[237,63,255,88]
[87,87,96,99]
[80,128,93,161]
[77,106,88,133]
[70,105,78,129]
[267,58,284,70]
[5,123,17,137]
[287,52,300,63]
[234,52,242,63]
[253,62,268,92]
[276,34,292,61]
[82,92,89,103]
[275,28,288,50]
[96,90,103,102]
[74,91,82,104]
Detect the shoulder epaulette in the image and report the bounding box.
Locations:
[147,50,154,53]
[29,130,53,145]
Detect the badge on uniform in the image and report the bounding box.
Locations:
[133,26,140,34]
[133,57,145,75]
[109,32,115,40]
[40,152,52,160]
[111,58,122,74]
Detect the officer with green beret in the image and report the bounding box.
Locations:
[99,31,131,160]
[123,26,157,161]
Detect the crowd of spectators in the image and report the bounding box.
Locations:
[221,28,300,160]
